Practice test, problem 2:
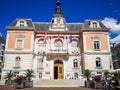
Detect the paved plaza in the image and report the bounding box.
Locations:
[0,79,101,90]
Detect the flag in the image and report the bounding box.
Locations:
[69,34,72,43]
[43,33,48,44]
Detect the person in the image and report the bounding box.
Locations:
[109,80,116,90]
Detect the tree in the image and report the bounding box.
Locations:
[83,69,91,81]
[5,70,15,85]
[103,70,110,80]
[5,70,15,80]
[25,69,34,81]
[24,69,35,88]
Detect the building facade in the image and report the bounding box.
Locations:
[111,43,120,69]
[2,1,112,81]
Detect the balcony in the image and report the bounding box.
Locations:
[13,66,21,69]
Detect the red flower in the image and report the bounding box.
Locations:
[92,75,101,82]
[14,75,25,84]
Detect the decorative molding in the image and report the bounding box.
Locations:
[4,51,33,54]
[46,53,69,60]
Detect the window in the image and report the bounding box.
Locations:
[38,39,46,47]
[19,21,24,27]
[15,57,21,67]
[71,39,78,47]
[92,22,97,28]
[74,73,78,79]
[16,39,23,49]
[73,59,78,68]
[96,57,101,67]
[94,41,100,50]
[54,39,63,50]
[92,36,100,50]
[16,35,24,49]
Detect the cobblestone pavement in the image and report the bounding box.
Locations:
[0,85,101,90]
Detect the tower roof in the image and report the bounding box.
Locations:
[54,1,63,17]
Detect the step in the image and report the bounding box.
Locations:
[34,79,84,87]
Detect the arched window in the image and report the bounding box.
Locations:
[73,59,78,68]
[15,57,21,67]
[95,57,101,67]
[38,39,45,47]
[54,39,63,50]
[71,39,78,47]
[92,22,97,28]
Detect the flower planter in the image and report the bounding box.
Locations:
[25,80,33,88]
[94,82,101,89]
[5,80,13,85]
[85,80,90,88]
[13,82,24,89]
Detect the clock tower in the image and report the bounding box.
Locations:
[49,1,68,31]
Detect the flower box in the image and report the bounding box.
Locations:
[25,80,33,88]
[13,82,24,89]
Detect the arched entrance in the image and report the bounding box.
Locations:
[54,60,64,79]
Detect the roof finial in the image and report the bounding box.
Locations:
[56,1,61,6]
[55,1,62,14]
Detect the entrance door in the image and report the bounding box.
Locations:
[54,60,64,79]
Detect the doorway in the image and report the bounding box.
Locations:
[54,60,64,79]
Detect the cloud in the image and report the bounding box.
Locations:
[101,17,120,44]
[101,17,120,33]
[110,34,120,44]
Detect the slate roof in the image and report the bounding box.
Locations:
[34,22,82,31]
[34,22,50,31]
[10,18,34,27]
[8,18,108,31]
[82,20,108,30]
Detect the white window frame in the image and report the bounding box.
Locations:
[37,39,46,47]
[95,57,102,68]
[89,21,100,28]
[54,39,63,50]
[15,35,24,50]
[15,57,21,67]
[73,59,78,68]
[19,21,25,27]
[92,36,101,50]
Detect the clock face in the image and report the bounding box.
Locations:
[57,18,61,23]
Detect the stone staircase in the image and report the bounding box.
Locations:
[34,79,84,87]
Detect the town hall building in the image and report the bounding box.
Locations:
[2,1,112,81]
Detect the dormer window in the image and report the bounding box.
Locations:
[16,19,28,27]
[92,22,97,28]
[90,21,100,28]
[20,21,24,27]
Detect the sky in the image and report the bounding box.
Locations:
[0,0,120,44]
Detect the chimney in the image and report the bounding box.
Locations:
[113,43,117,48]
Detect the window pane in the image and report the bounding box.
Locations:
[94,41,100,50]
[15,57,21,67]
[16,40,23,49]
[20,21,24,27]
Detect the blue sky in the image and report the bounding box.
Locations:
[0,0,120,44]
